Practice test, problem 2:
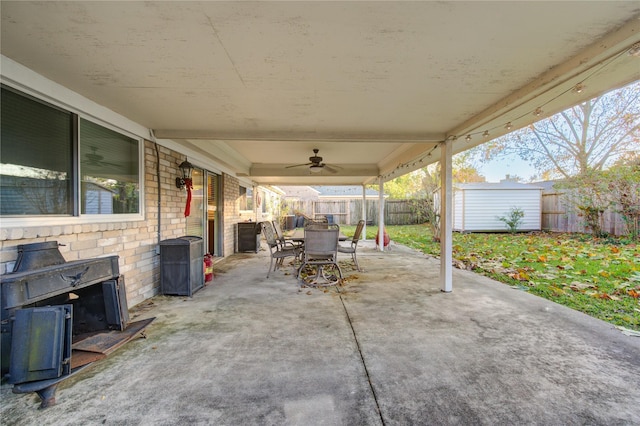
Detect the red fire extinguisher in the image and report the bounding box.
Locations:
[204,253,214,283]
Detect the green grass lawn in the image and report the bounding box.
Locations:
[341,223,640,331]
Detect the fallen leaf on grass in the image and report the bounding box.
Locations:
[568,282,596,292]
[598,270,610,278]
[557,264,574,270]
[589,292,619,300]
[508,268,531,281]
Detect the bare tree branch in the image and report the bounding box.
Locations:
[477,81,640,178]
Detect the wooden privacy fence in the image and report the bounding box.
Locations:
[283,191,633,235]
[281,199,423,226]
[541,189,629,236]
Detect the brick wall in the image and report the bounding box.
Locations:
[222,174,241,256]
[0,141,274,307]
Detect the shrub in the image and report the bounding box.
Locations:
[497,207,525,233]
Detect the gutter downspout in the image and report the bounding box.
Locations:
[150,131,162,253]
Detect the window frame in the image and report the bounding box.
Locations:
[238,185,254,213]
[0,86,145,227]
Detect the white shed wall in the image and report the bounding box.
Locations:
[454,191,464,230]
[453,189,542,232]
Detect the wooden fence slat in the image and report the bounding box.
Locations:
[542,190,629,236]
[282,199,422,225]
[282,190,632,235]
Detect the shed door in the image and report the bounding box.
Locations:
[9,305,72,384]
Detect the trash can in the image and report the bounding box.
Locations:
[325,214,334,224]
[284,215,295,230]
[159,236,204,296]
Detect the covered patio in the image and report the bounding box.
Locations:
[1,4,640,421]
[2,2,640,293]
[2,241,638,424]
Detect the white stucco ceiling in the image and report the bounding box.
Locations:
[1,1,639,185]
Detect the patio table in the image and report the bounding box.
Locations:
[287,228,348,242]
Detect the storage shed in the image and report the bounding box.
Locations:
[453,182,543,232]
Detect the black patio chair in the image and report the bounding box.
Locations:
[260,221,297,278]
[338,219,365,271]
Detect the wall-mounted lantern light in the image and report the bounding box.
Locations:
[175,160,194,189]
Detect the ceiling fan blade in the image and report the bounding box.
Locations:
[323,164,341,173]
[285,162,313,169]
[103,161,124,169]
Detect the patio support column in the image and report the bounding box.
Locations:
[362,185,367,240]
[378,176,385,252]
[440,140,453,292]
[253,185,258,221]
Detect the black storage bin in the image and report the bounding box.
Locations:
[159,236,204,296]
[284,215,295,230]
[236,222,261,253]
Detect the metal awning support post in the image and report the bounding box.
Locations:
[440,140,453,292]
[378,176,385,252]
[361,184,367,240]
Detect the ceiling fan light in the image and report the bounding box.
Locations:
[309,165,323,173]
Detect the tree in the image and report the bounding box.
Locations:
[557,160,640,239]
[478,81,640,179]
[452,151,486,183]
[381,172,425,199]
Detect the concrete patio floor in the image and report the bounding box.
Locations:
[2,240,639,425]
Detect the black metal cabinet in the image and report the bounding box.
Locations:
[159,236,204,296]
[236,222,260,253]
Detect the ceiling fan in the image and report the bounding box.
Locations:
[82,146,122,169]
[285,148,341,174]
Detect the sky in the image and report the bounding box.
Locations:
[476,155,538,183]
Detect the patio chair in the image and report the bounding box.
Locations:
[260,221,297,278]
[304,220,329,229]
[272,220,303,259]
[297,223,343,286]
[338,219,365,271]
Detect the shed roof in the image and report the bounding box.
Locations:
[276,186,321,200]
[277,185,381,199]
[456,182,544,191]
[312,186,380,198]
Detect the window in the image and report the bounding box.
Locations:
[261,191,267,213]
[0,86,141,218]
[0,88,73,215]
[80,119,139,214]
[239,186,253,211]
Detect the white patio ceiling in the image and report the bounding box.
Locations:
[2,1,639,185]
